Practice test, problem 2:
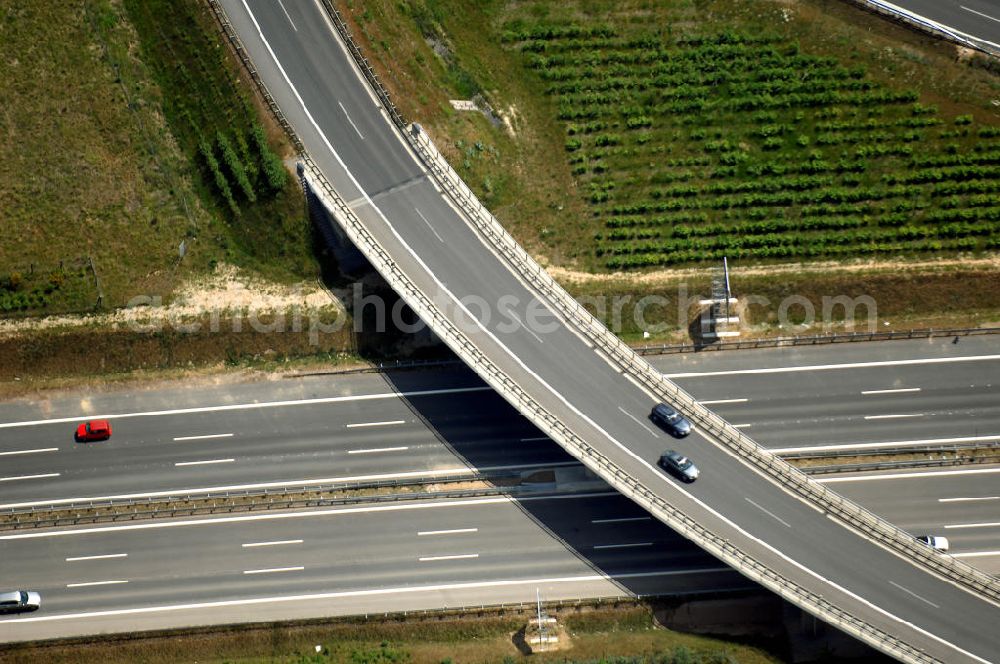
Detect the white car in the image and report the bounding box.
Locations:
[916,535,949,552]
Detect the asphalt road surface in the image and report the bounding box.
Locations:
[891,0,1000,46]
[1,338,998,643]
[2,336,997,507]
[0,493,749,642]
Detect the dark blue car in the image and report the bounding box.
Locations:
[650,403,692,438]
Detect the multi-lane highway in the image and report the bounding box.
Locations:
[4,0,1000,653]
[205,3,1000,660]
[0,493,749,642]
[2,337,998,642]
[2,336,997,506]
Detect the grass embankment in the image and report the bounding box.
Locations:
[0,0,316,317]
[0,313,353,392]
[337,0,1000,334]
[0,606,781,664]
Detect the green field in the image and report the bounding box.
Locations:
[335,0,1000,333]
[0,0,316,316]
[505,23,1000,268]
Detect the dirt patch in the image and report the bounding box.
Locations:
[0,263,341,337]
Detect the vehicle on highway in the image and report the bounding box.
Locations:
[75,419,112,442]
[0,591,41,614]
[658,449,699,482]
[916,535,949,552]
[650,403,691,437]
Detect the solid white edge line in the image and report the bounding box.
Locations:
[345,420,405,429]
[66,580,128,588]
[173,433,234,442]
[818,467,1000,483]
[347,446,408,454]
[418,553,479,562]
[0,461,583,511]
[863,414,923,420]
[0,447,59,457]
[0,473,60,482]
[773,434,1000,455]
[243,566,304,575]
[591,517,652,524]
[0,496,535,540]
[236,6,994,662]
[0,493,621,542]
[174,458,235,467]
[519,436,548,442]
[861,388,921,395]
[699,398,749,405]
[65,554,128,562]
[593,542,653,550]
[242,539,304,548]
[0,567,741,624]
[0,387,490,430]
[417,528,478,536]
[732,424,753,429]
[666,354,1000,378]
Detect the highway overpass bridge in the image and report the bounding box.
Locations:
[210,1,1000,661]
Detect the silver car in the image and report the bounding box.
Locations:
[658,450,699,482]
[0,590,41,614]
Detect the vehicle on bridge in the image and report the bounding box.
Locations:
[658,450,699,482]
[0,591,40,614]
[650,403,691,437]
[917,535,950,552]
[75,419,112,442]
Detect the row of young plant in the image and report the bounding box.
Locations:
[197,123,287,216]
[556,76,881,112]
[512,23,996,267]
[602,215,868,240]
[544,61,866,95]
[532,50,842,85]
[598,225,994,255]
[603,236,984,268]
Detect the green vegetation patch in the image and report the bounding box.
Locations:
[0,1,209,312]
[502,19,1000,269]
[122,0,316,283]
[0,606,780,664]
[0,0,319,315]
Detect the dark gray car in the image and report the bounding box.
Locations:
[658,450,699,482]
[651,403,692,437]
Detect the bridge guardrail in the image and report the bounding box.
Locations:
[783,441,1000,460]
[803,456,999,475]
[207,3,990,660]
[4,485,514,531]
[635,326,1000,355]
[846,0,1000,57]
[392,41,1000,608]
[401,111,1000,600]
[0,471,512,520]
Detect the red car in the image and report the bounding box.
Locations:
[75,419,112,442]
